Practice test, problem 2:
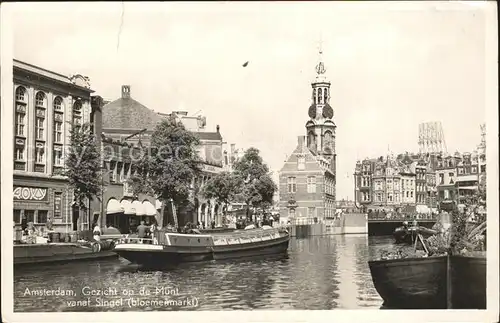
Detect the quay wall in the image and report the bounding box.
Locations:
[290,213,367,237]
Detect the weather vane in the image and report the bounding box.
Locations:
[315,34,326,75]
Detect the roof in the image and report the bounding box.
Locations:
[194,132,222,141]
[102,97,163,130]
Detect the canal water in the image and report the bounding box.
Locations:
[14,235,395,311]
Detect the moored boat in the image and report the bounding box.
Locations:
[368,256,448,309]
[369,255,486,309]
[393,225,437,244]
[113,226,290,267]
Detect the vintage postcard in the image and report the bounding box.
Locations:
[1,2,498,322]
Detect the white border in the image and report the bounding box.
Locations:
[1,2,498,322]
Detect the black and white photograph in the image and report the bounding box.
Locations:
[1,2,498,322]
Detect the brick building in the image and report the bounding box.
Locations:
[99,85,227,227]
[279,48,337,224]
[12,59,95,232]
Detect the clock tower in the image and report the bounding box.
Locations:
[305,44,337,174]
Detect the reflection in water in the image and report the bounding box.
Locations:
[14,235,387,311]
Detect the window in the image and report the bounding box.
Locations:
[36,210,48,224]
[481,165,486,173]
[410,191,414,198]
[16,87,27,102]
[15,147,24,161]
[287,177,296,193]
[406,191,409,198]
[376,193,382,202]
[307,207,316,218]
[53,97,63,111]
[25,210,35,223]
[15,112,25,136]
[472,166,477,173]
[35,147,45,163]
[54,121,63,143]
[449,172,454,177]
[307,176,316,193]
[388,194,393,202]
[53,149,63,166]
[54,193,62,218]
[14,209,21,224]
[288,208,295,218]
[73,100,82,131]
[298,156,305,170]
[35,92,46,107]
[439,173,444,184]
[35,117,44,140]
[458,167,464,174]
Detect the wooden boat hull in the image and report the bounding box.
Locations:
[369,256,448,309]
[14,243,118,267]
[369,255,487,309]
[114,229,290,267]
[450,255,486,309]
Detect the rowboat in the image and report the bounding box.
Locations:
[368,255,486,309]
[113,226,290,267]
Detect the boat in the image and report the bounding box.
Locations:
[368,255,486,309]
[393,225,437,244]
[113,226,290,267]
[14,242,118,266]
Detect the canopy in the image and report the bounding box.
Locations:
[132,200,145,216]
[106,199,124,214]
[121,199,136,215]
[143,200,157,216]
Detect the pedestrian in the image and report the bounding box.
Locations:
[269,215,274,227]
[137,220,148,243]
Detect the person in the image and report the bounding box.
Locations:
[211,220,216,230]
[21,214,28,235]
[269,215,274,227]
[92,222,101,242]
[137,221,148,242]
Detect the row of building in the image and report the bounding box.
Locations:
[12,59,245,233]
[353,138,486,214]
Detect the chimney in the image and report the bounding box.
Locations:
[121,85,131,99]
[216,125,220,133]
[298,135,305,147]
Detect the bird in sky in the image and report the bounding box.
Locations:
[242,61,249,67]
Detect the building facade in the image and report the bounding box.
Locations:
[100,85,227,228]
[13,59,95,232]
[279,48,337,224]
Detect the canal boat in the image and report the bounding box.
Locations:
[113,226,290,266]
[14,242,118,266]
[368,254,486,309]
[393,225,437,244]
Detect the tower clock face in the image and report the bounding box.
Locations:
[308,104,316,119]
[322,104,333,119]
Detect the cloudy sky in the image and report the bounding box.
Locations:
[9,2,491,200]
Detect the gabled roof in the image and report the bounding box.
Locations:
[102,97,163,130]
[194,132,222,141]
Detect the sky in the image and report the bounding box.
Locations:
[9,2,490,200]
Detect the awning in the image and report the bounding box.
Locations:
[106,199,124,214]
[143,200,157,216]
[458,186,477,190]
[132,200,145,216]
[121,199,136,215]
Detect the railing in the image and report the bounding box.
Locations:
[368,212,438,221]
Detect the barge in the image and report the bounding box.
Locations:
[113,226,290,267]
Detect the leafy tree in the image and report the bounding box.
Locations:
[133,118,202,226]
[65,123,102,213]
[232,148,277,221]
[203,171,240,208]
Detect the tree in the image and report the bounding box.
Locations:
[232,148,277,221]
[65,123,102,225]
[134,118,202,226]
[203,171,240,207]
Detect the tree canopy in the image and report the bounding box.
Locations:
[202,171,241,207]
[64,123,102,210]
[232,148,277,217]
[131,118,202,206]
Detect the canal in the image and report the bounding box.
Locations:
[14,235,395,311]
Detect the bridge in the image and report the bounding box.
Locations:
[368,213,437,236]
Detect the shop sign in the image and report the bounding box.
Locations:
[13,186,48,201]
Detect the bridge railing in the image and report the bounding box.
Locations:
[368,213,438,221]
